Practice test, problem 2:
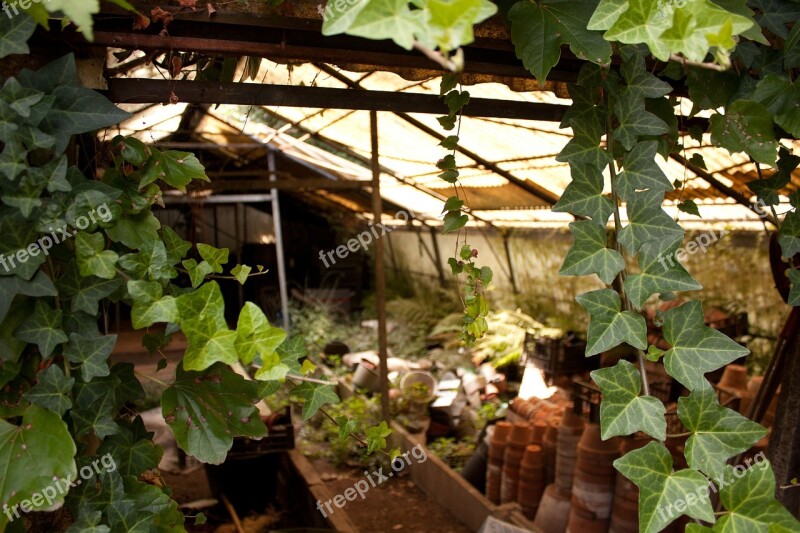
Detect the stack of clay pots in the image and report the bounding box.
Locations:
[609,438,647,533]
[542,420,560,485]
[567,423,619,532]
[517,444,546,519]
[534,483,572,533]
[555,407,585,495]
[501,422,533,503]
[532,420,548,445]
[486,421,511,504]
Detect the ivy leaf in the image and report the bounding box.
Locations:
[196,243,229,274]
[707,460,800,532]
[616,141,674,201]
[139,150,208,192]
[293,382,340,420]
[182,258,214,288]
[0,405,77,530]
[75,232,118,280]
[23,365,74,416]
[591,359,666,440]
[440,136,459,150]
[645,344,665,362]
[786,268,800,306]
[710,100,778,166]
[161,226,191,264]
[443,210,469,233]
[106,211,161,250]
[231,264,251,285]
[553,163,614,225]
[182,316,238,372]
[508,0,611,82]
[560,220,625,284]
[619,190,684,256]
[597,0,673,60]
[556,133,612,169]
[337,0,425,50]
[14,299,68,357]
[336,416,358,441]
[678,200,701,217]
[70,373,122,439]
[175,281,226,329]
[97,416,162,477]
[748,147,800,207]
[235,302,286,365]
[0,12,36,59]
[677,387,767,478]
[254,335,305,381]
[662,300,749,390]
[442,196,464,212]
[620,46,673,99]
[58,261,123,316]
[614,441,714,533]
[65,509,111,533]
[162,363,266,464]
[128,280,179,330]
[422,0,497,52]
[117,240,176,283]
[365,421,392,454]
[576,288,648,355]
[613,94,669,151]
[0,270,57,324]
[624,238,702,308]
[750,0,800,39]
[63,332,117,381]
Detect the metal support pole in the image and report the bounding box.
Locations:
[429,225,447,288]
[235,202,244,309]
[371,111,390,423]
[268,151,290,331]
[502,232,519,295]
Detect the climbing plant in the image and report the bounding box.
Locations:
[0,13,392,532]
[324,0,800,530]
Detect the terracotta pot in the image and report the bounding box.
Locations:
[532,421,549,444]
[561,406,585,429]
[534,483,572,533]
[509,422,533,446]
[579,423,621,453]
[493,421,513,442]
[718,364,748,391]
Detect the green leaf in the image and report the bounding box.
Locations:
[445,90,470,115]
[613,93,669,151]
[443,196,464,212]
[576,288,648,355]
[710,100,777,166]
[780,210,800,260]
[196,243,229,274]
[616,141,674,201]
[645,344,665,362]
[509,0,612,82]
[231,264,251,285]
[106,211,161,250]
[623,238,702,308]
[365,420,392,454]
[254,335,305,381]
[787,268,800,306]
[58,261,123,316]
[556,133,612,170]
[0,270,57,324]
[63,332,117,381]
[443,210,469,233]
[293,382,340,420]
[710,460,800,532]
[614,441,714,533]
[560,220,625,284]
[14,299,67,358]
[182,258,214,288]
[0,405,77,530]
[677,387,767,478]
[591,359,666,440]
[140,150,208,192]
[97,416,162,478]
[175,281,226,329]
[553,163,614,225]
[334,0,425,50]
[128,280,179,330]
[619,190,685,255]
[23,365,74,416]
[0,12,36,59]
[620,46,673,99]
[596,0,672,59]
[161,226,191,264]
[162,363,266,464]
[182,316,238,372]
[440,136,459,150]
[421,0,497,52]
[235,302,286,366]
[117,240,176,283]
[662,300,749,390]
[678,199,701,217]
[749,147,800,207]
[336,416,358,441]
[75,232,118,280]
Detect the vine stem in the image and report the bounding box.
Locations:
[285,373,337,386]
[665,431,692,438]
[135,370,170,388]
[604,83,651,397]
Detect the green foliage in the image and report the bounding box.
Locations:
[364,421,392,454]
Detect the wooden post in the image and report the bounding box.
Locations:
[502,232,519,295]
[370,111,390,423]
[429,225,447,288]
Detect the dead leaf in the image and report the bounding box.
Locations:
[170,55,183,78]
[133,13,150,30]
[150,6,173,25]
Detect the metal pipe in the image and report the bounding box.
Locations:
[268,151,291,331]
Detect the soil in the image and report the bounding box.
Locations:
[311,458,473,533]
